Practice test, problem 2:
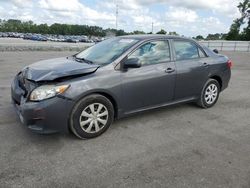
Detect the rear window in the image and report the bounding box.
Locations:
[174,41,199,60]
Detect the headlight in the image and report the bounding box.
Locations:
[30,84,70,101]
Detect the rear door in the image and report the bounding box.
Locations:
[172,39,210,100]
[121,39,176,113]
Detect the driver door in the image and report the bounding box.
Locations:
[120,40,176,114]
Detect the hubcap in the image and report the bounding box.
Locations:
[79,103,108,133]
[204,83,218,104]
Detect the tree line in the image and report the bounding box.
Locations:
[0,19,177,37]
[0,19,118,36]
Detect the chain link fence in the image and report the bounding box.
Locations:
[199,41,250,52]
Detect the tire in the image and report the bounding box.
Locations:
[70,94,114,139]
[196,79,220,108]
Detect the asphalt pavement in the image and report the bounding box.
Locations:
[0,51,250,188]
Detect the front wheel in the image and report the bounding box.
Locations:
[197,79,220,108]
[70,94,114,139]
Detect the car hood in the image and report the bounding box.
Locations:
[22,57,100,82]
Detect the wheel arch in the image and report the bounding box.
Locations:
[210,75,222,90]
[74,90,119,119]
[92,91,118,118]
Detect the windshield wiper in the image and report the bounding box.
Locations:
[72,55,94,64]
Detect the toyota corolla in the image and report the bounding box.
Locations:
[11,35,232,139]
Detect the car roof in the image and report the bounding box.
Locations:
[118,34,192,41]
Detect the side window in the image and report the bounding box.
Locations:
[174,41,199,61]
[129,40,171,66]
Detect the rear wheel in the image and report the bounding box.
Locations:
[70,94,114,139]
[197,79,220,108]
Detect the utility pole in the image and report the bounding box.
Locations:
[151,22,154,34]
[116,3,118,30]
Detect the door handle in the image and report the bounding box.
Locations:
[202,62,209,67]
[165,68,175,73]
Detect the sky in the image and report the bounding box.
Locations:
[0,0,241,37]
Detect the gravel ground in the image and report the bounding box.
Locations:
[0,51,250,188]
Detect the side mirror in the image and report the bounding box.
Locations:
[213,49,219,54]
[124,58,141,68]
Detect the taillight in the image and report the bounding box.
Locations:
[227,60,233,68]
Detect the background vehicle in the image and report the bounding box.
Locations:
[11,35,232,139]
[0,31,100,43]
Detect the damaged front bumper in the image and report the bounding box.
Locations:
[11,75,75,134]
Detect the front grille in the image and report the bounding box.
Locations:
[17,72,28,97]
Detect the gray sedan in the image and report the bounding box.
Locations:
[11,35,232,139]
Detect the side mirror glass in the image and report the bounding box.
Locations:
[213,49,219,54]
[124,58,141,68]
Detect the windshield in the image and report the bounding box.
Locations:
[76,37,139,65]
